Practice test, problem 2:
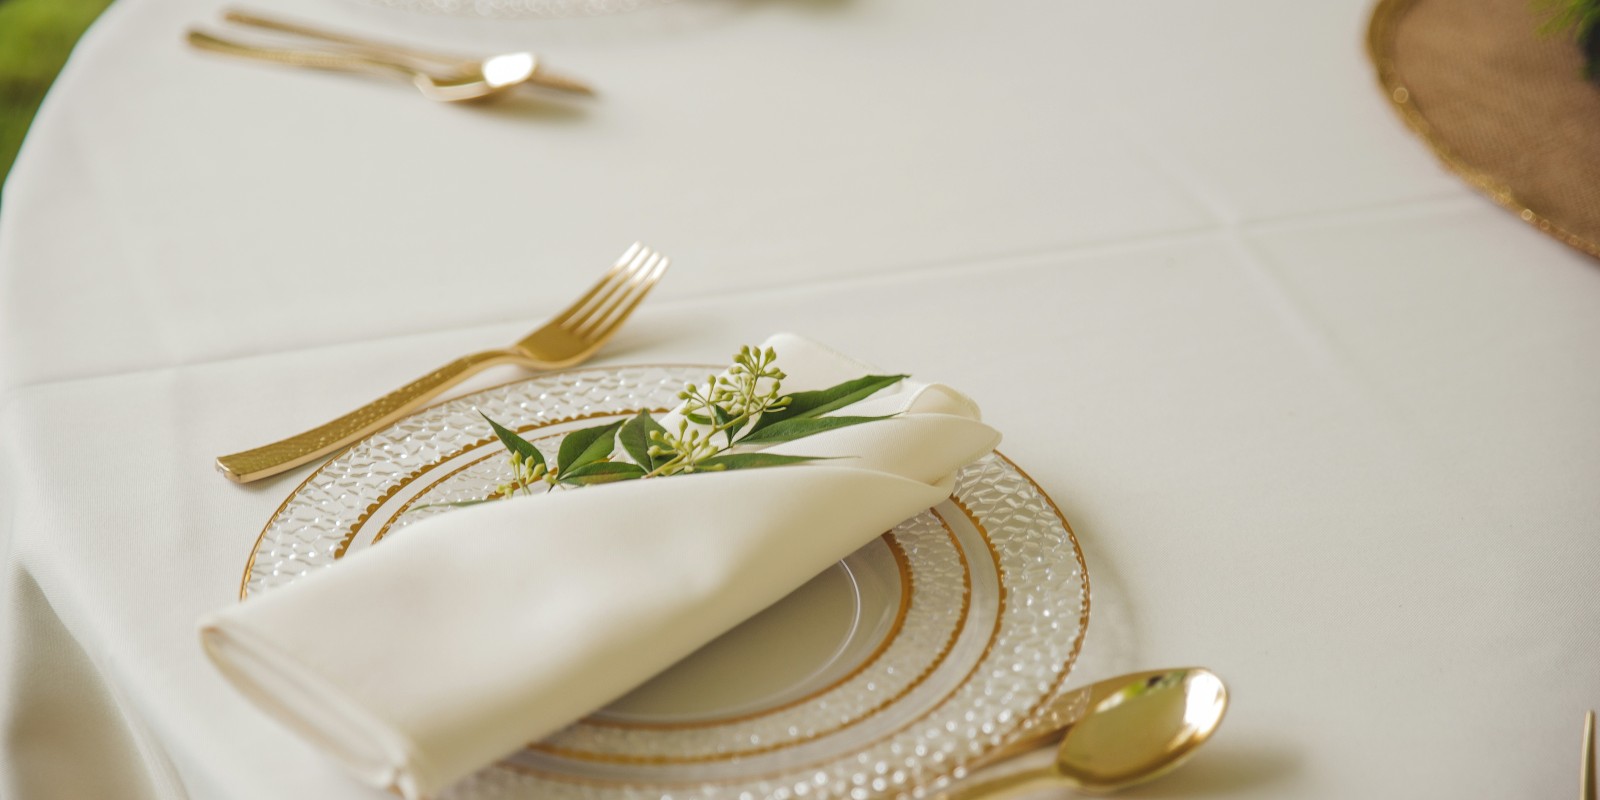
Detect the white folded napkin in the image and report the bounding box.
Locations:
[199,333,1000,799]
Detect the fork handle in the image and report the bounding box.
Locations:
[216,351,520,483]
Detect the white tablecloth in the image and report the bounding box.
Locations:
[2,0,1598,797]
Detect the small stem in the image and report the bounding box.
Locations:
[707,412,749,438]
[643,453,687,478]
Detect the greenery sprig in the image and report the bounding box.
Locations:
[422,346,907,510]
[1538,0,1600,79]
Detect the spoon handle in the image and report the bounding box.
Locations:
[223,7,468,66]
[938,766,1064,800]
[187,30,414,80]
[1584,710,1596,800]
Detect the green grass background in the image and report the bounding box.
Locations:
[0,0,115,188]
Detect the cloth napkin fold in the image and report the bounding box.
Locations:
[199,333,1000,799]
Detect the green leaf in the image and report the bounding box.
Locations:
[557,420,624,473]
[737,415,894,445]
[481,412,544,470]
[618,410,667,470]
[559,461,647,485]
[684,410,714,426]
[699,453,834,471]
[711,404,739,445]
[748,374,907,435]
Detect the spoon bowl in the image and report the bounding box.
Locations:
[942,667,1228,799]
[1057,668,1228,792]
[413,52,538,102]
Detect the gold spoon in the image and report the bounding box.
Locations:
[214,8,594,96]
[188,31,546,103]
[942,667,1229,799]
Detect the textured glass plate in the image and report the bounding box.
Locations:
[242,364,1089,799]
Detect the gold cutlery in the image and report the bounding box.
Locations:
[1584,710,1596,800]
[941,667,1228,799]
[188,7,593,101]
[220,7,588,95]
[215,243,667,484]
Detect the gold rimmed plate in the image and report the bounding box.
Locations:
[241,364,1090,798]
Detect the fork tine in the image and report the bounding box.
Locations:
[553,243,645,327]
[561,245,650,330]
[569,251,662,336]
[575,254,668,342]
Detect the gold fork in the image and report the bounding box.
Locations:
[216,243,668,483]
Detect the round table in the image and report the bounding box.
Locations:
[3,0,1598,797]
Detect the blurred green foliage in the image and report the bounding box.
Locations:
[1539,0,1600,38]
[0,0,115,188]
[1537,0,1600,77]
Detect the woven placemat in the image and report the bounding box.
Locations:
[1368,0,1600,259]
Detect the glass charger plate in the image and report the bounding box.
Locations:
[242,364,1089,798]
